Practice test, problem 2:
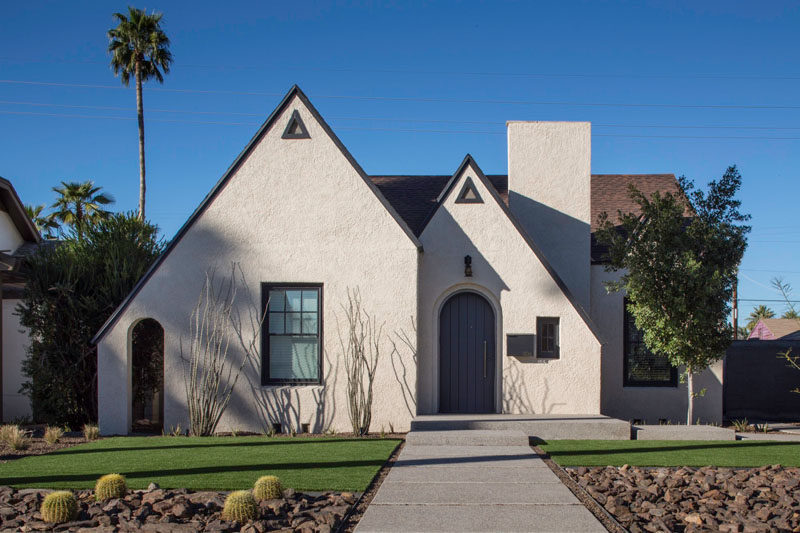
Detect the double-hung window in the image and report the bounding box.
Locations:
[262,284,322,385]
[536,317,560,359]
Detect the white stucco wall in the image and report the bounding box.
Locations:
[0,211,24,254]
[591,266,724,423]
[418,159,603,415]
[3,300,31,422]
[507,122,591,310]
[97,93,419,435]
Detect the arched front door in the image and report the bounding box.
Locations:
[439,291,496,413]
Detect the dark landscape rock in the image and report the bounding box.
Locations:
[568,465,800,533]
[0,486,354,532]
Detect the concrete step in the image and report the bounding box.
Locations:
[633,425,735,440]
[411,414,631,440]
[406,429,529,446]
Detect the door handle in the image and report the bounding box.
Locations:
[483,340,487,378]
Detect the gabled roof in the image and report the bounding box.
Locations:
[0,177,41,245]
[370,172,680,262]
[750,318,800,340]
[423,155,603,343]
[92,85,421,344]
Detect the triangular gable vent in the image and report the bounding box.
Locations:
[282,109,310,139]
[455,176,483,204]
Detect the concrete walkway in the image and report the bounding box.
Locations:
[355,434,605,532]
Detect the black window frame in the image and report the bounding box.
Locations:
[623,298,677,387]
[261,282,323,386]
[536,317,560,359]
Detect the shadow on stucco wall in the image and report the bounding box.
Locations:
[502,360,566,414]
[390,317,417,418]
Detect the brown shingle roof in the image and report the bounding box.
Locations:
[758,318,800,340]
[369,173,680,261]
[590,174,680,231]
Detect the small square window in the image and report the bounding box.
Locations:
[536,317,559,359]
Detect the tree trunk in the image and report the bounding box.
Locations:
[687,370,695,425]
[135,61,146,221]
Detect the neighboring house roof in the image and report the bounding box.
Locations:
[0,177,42,246]
[371,173,679,261]
[748,318,800,340]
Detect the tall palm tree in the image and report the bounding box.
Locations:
[108,7,172,221]
[24,204,59,238]
[746,304,775,330]
[783,309,800,320]
[49,181,115,236]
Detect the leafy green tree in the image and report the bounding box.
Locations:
[17,213,164,426]
[746,304,775,330]
[108,7,173,221]
[597,166,750,424]
[49,180,115,236]
[24,204,59,238]
[783,309,800,320]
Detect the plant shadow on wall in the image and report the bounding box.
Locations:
[502,360,566,414]
[230,279,335,435]
[390,317,417,418]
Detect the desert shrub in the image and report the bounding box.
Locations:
[1,425,30,450]
[253,475,282,500]
[44,426,64,445]
[95,473,127,500]
[40,491,78,523]
[222,490,258,522]
[0,424,18,444]
[83,424,100,441]
[18,213,164,426]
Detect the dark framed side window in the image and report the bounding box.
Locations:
[623,299,677,387]
[261,283,323,385]
[536,317,560,359]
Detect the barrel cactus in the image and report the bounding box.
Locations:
[95,473,127,500]
[253,475,283,500]
[222,490,258,522]
[40,491,78,524]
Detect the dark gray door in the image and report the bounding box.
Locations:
[439,292,495,413]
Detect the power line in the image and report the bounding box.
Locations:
[2,57,800,82]
[5,109,800,141]
[740,269,800,274]
[738,298,800,303]
[3,99,800,131]
[3,79,800,110]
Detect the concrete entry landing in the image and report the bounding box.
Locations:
[411,413,631,441]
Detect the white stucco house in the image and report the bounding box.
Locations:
[0,178,41,422]
[93,85,722,435]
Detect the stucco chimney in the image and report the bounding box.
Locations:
[507,121,591,309]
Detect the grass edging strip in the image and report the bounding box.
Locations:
[338,439,404,533]
[532,445,625,533]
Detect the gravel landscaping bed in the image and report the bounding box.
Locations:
[1,432,86,463]
[0,484,356,532]
[568,465,800,532]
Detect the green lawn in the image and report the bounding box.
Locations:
[0,436,400,491]
[540,440,800,467]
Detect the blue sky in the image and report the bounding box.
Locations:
[2,1,799,319]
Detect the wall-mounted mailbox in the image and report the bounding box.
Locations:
[506,334,535,357]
